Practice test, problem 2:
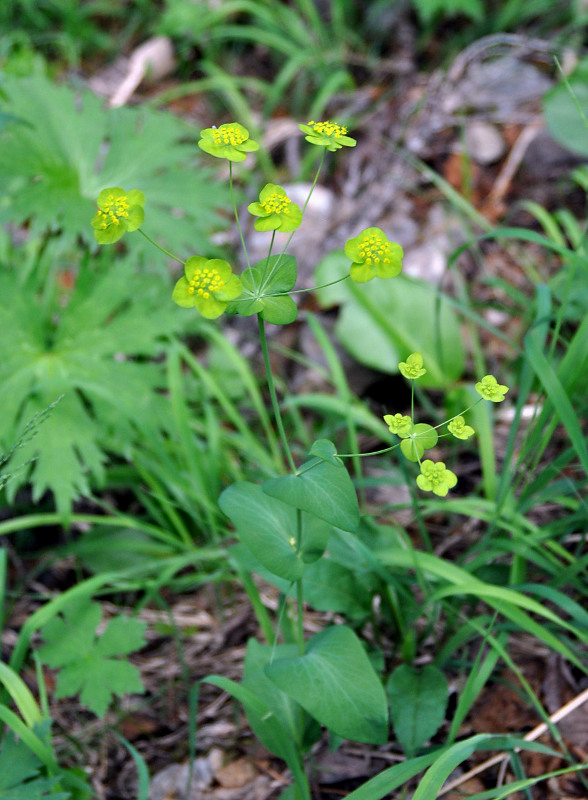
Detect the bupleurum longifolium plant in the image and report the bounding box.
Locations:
[90,118,511,798]
[91,118,508,496]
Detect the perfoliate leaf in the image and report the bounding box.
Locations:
[301,559,372,618]
[255,255,297,294]
[37,600,146,717]
[259,294,297,325]
[263,457,359,532]
[229,257,298,324]
[309,439,341,465]
[399,423,439,462]
[266,626,389,744]
[242,640,311,760]
[219,481,330,580]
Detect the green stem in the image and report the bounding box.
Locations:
[337,444,399,459]
[296,579,304,656]
[230,162,252,271]
[138,229,185,264]
[289,274,350,295]
[258,315,297,474]
[295,509,305,655]
[259,148,327,293]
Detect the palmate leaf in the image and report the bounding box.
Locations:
[0,75,230,257]
[37,600,146,718]
[0,731,69,800]
[0,255,187,517]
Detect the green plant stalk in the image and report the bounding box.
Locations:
[305,313,365,506]
[257,314,297,474]
[259,147,327,294]
[138,228,185,264]
[295,509,304,656]
[230,162,252,271]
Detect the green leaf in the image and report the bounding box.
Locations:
[202,675,311,800]
[229,257,298,324]
[37,600,146,717]
[0,75,230,257]
[315,254,464,388]
[219,481,331,581]
[309,439,342,466]
[543,59,588,157]
[386,664,448,755]
[266,625,389,744]
[263,458,359,532]
[301,559,372,618]
[0,256,185,518]
[399,423,439,462]
[0,731,69,800]
[412,0,484,23]
[256,255,297,294]
[242,640,312,759]
[260,294,298,325]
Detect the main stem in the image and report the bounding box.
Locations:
[295,509,304,656]
[258,314,297,474]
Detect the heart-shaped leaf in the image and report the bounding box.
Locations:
[263,458,359,532]
[219,481,303,581]
[266,625,389,744]
[309,439,342,466]
[220,481,331,579]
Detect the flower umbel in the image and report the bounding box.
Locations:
[299,120,356,152]
[172,256,243,319]
[198,123,259,162]
[447,416,475,440]
[345,227,403,283]
[248,184,303,232]
[398,352,427,380]
[383,413,412,436]
[416,460,458,497]
[475,375,509,402]
[91,187,145,244]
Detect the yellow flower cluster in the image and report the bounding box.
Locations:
[307,120,348,138]
[187,266,226,300]
[261,192,292,215]
[96,194,130,229]
[357,232,393,266]
[211,125,247,146]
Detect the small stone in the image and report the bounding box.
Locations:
[465,122,505,165]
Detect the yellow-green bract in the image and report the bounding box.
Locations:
[91,187,145,244]
[447,416,475,440]
[172,256,243,319]
[248,184,303,232]
[299,120,356,151]
[416,460,458,496]
[475,375,509,402]
[345,226,403,283]
[398,352,427,380]
[198,122,259,162]
[383,413,412,436]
